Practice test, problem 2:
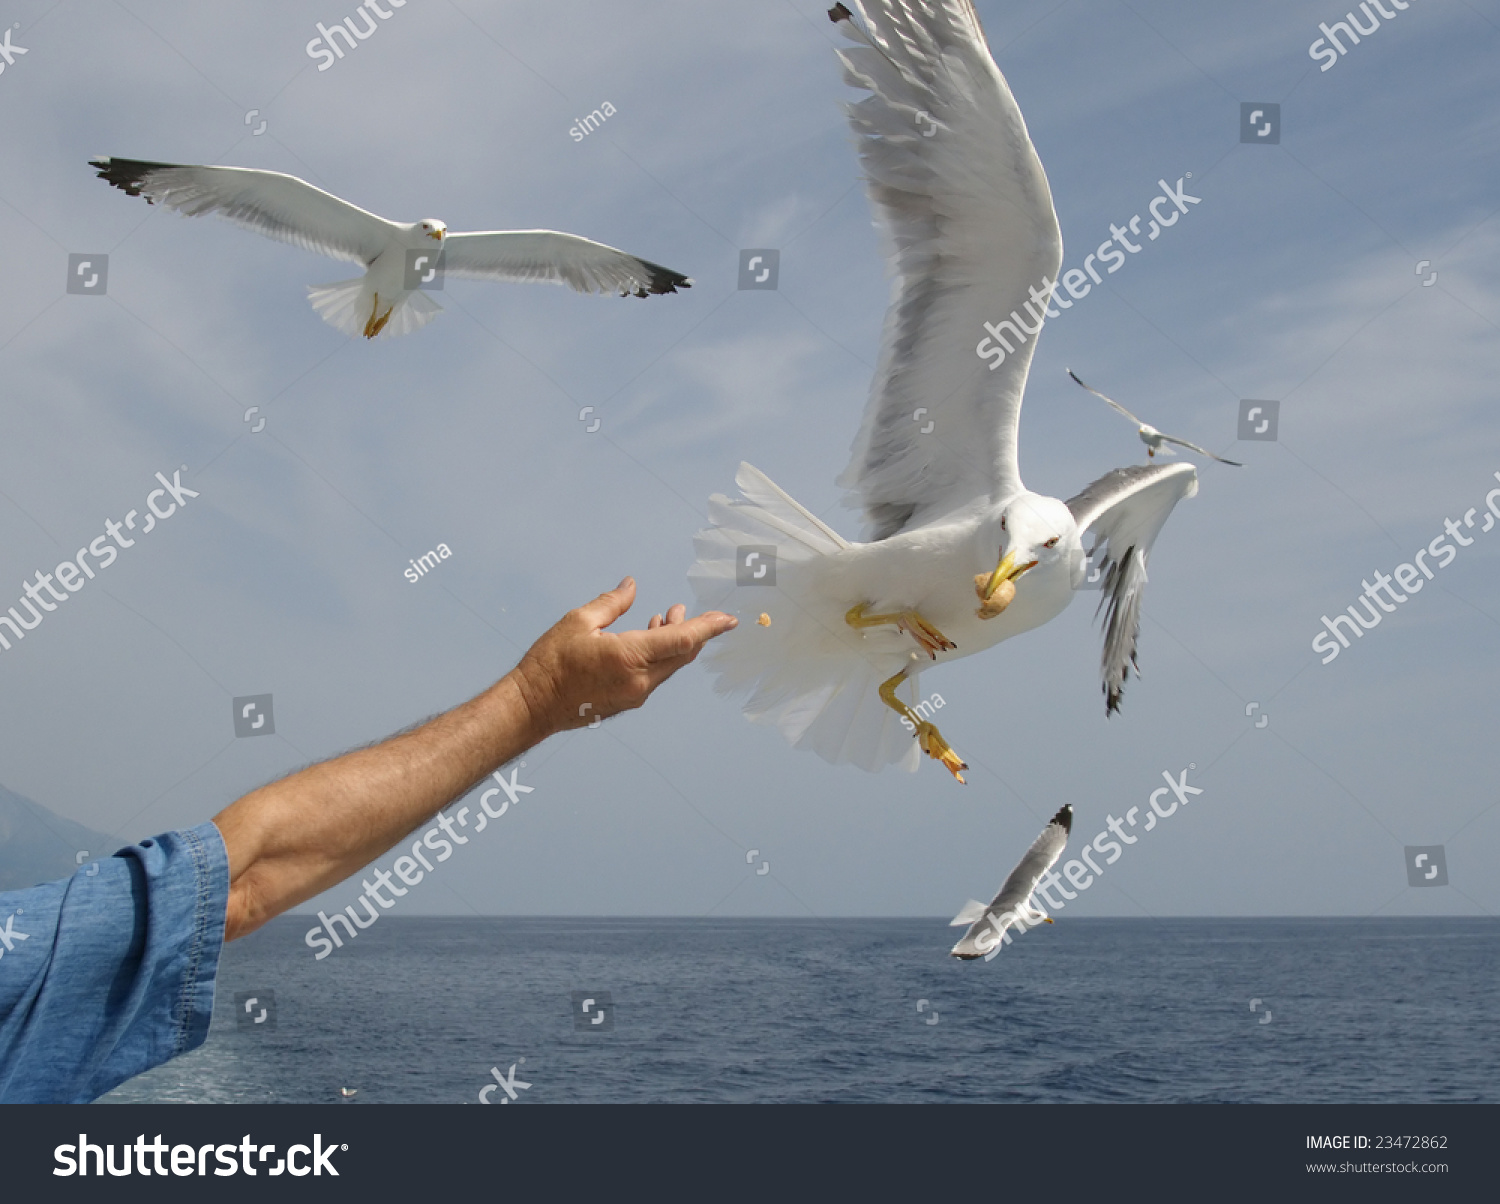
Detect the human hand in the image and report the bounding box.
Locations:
[511,578,737,736]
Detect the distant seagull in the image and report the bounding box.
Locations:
[339,1087,358,1100]
[689,2,1205,783]
[88,158,692,339]
[949,805,1072,960]
[1069,370,1242,466]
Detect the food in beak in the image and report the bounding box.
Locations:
[974,551,1036,619]
[973,574,1015,619]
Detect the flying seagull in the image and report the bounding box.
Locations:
[1069,370,1242,466]
[688,1,1202,782]
[949,805,1072,960]
[88,158,691,339]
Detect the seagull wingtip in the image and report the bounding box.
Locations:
[636,261,693,297]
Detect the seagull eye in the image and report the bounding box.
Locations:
[1000,516,1007,532]
[1043,537,1059,549]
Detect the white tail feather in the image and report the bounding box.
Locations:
[307,279,443,339]
[950,899,987,927]
[689,463,919,773]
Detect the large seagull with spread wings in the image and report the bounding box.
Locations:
[90,158,690,339]
[689,1,1201,783]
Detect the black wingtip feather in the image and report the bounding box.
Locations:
[638,260,692,296]
[89,157,179,201]
[1051,805,1073,834]
[828,3,853,23]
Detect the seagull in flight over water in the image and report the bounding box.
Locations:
[689,1,1207,783]
[1068,370,1242,466]
[89,158,691,339]
[949,805,1072,959]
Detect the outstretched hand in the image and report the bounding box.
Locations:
[512,578,737,736]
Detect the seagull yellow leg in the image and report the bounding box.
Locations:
[363,293,395,339]
[846,603,955,659]
[878,669,967,784]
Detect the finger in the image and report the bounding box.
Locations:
[664,603,687,625]
[574,577,636,632]
[648,613,664,629]
[637,611,737,663]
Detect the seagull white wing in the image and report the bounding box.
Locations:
[441,231,691,297]
[1067,463,1198,713]
[950,805,1072,959]
[1067,369,1145,426]
[90,158,398,266]
[831,1,1063,540]
[1157,433,1242,466]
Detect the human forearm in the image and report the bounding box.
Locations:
[212,579,735,940]
[214,671,542,939]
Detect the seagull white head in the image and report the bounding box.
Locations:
[975,497,1077,619]
[418,219,447,242]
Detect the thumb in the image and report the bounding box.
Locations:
[574,577,636,632]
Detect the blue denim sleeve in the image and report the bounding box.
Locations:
[0,821,229,1104]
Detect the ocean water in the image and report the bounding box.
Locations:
[99,917,1498,1105]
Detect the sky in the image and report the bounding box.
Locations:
[0,0,1496,922]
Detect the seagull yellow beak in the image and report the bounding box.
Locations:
[1044,917,1054,924]
[429,229,444,241]
[979,550,1037,602]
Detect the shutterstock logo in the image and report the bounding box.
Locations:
[0,910,29,961]
[306,0,407,71]
[55,1134,344,1177]
[736,545,777,586]
[234,989,277,1030]
[1405,846,1449,887]
[0,468,199,658]
[0,26,28,77]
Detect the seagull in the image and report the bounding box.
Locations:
[88,158,691,339]
[1069,370,1242,466]
[339,1087,358,1100]
[688,1,1203,783]
[949,805,1072,959]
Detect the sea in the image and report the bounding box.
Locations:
[98,917,1498,1105]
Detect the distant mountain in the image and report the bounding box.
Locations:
[0,783,120,892]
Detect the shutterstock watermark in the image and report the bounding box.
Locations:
[0,469,200,656]
[478,1059,531,1103]
[54,1134,343,1177]
[306,0,407,71]
[972,767,1205,959]
[976,176,1201,371]
[0,909,28,963]
[304,764,533,958]
[898,691,947,734]
[0,26,27,78]
[404,542,453,583]
[1309,1,1411,72]
[569,101,617,142]
[1312,470,1500,665]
